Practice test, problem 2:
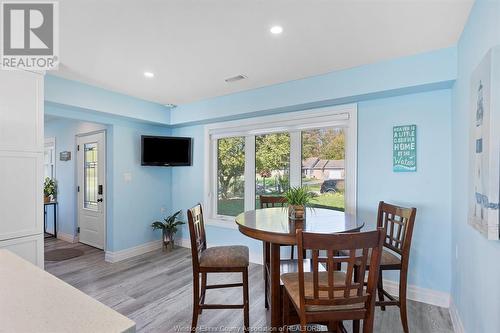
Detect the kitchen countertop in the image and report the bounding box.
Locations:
[0,249,136,333]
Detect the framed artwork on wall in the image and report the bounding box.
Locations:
[468,46,500,240]
[393,124,417,172]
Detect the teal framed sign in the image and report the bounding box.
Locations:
[393,125,417,172]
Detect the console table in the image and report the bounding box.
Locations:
[44,201,58,238]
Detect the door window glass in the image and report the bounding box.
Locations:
[84,142,98,210]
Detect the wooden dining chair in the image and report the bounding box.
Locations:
[187,204,250,332]
[367,201,417,333]
[259,195,287,209]
[282,228,385,333]
[259,195,296,259]
[260,195,297,310]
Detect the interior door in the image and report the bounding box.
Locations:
[77,132,106,249]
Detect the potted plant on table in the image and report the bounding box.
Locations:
[43,177,57,203]
[285,186,312,221]
[151,210,185,251]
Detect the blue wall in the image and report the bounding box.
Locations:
[451,0,500,331]
[171,89,453,293]
[45,85,173,252]
[358,90,452,292]
[109,122,172,251]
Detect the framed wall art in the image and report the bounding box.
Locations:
[468,46,500,240]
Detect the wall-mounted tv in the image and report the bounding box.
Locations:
[141,135,192,166]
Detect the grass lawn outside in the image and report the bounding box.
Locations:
[217,192,345,217]
[310,192,345,210]
[217,198,245,217]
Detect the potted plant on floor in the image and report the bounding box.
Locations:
[44,177,57,203]
[151,210,185,251]
[285,186,312,221]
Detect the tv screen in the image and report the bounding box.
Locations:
[141,136,192,166]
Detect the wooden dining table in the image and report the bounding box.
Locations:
[235,207,364,328]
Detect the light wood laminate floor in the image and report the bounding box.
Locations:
[45,239,453,333]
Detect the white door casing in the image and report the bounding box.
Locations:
[77,131,106,249]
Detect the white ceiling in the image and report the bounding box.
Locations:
[53,0,473,105]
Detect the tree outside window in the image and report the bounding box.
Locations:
[255,133,290,204]
[217,137,245,216]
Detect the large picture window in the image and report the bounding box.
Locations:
[207,104,357,224]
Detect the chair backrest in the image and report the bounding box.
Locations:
[377,201,417,258]
[296,229,385,314]
[187,203,207,271]
[259,195,287,208]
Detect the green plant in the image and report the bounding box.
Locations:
[284,186,312,206]
[44,177,57,197]
[151,210,185,234]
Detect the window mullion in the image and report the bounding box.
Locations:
[210,137,218,218]
[244,135,256,211]
[289,131,302,188]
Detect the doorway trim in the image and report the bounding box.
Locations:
[75,130,107,250]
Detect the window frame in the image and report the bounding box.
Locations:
[204,104,357,229]
[44,137,56,180]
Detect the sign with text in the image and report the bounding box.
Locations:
[393,125,417,172]
[1,1,59,70]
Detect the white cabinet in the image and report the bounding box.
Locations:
[0,152,43,240]
[0,70,44,267]
[0,70,43,152]
[0,234,44,267]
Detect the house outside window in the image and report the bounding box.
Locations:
[301,128,345,211]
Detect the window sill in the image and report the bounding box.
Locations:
[205,217,239,230]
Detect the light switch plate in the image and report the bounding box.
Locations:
[123,172,132,183]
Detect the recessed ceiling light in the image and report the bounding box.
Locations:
[270,25,283,35]
[144,71,155,78]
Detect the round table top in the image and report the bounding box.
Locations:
[235,207,364,245]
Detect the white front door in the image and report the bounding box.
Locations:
[77,132,106,249]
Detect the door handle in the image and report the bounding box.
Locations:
[98,185,103,195]
[97,198,103,203]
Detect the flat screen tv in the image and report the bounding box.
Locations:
[141,136,192,166]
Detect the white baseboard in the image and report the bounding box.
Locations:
[382,279,450,308]
[57,232,78,243]
[449,298,465,333]
[176,238,191,250]
[105,239,162,263]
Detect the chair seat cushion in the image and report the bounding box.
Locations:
[341,248,401,268]
[199,246,249,268]
[379,249,401,267]
[281,271,366,312]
